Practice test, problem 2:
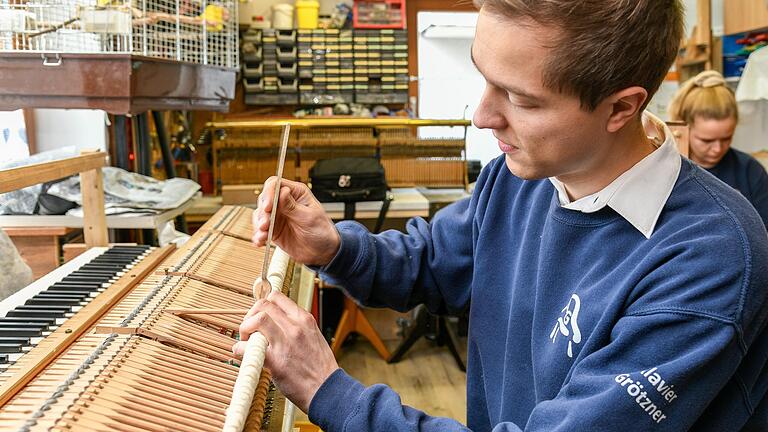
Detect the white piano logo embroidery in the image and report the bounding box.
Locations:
[549,293,582,358]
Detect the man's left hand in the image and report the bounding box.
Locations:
[232,291,339,413]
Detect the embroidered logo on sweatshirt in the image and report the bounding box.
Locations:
[549,294,582,358]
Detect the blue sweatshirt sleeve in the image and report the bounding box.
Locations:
[314,185,478,315]
[746,157,768,228]
[307,312,743,432]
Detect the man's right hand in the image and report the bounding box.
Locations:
[253,177,341,267]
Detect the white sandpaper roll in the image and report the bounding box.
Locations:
[222,247,291,432]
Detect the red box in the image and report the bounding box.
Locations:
[353,0,406,29]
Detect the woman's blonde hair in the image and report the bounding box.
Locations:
[668,70,738,124]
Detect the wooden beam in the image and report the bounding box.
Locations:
[80,164,108,248]
[22,109,36,155]
[0,152,107,194]
[207,118,471,128]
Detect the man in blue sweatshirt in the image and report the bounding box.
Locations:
[234,0,768,430]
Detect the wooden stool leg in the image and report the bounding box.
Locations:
[330,299,357,356]
[330,297,391,361]
[353,305,391,361]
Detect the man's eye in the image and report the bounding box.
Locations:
[509,99,535,109]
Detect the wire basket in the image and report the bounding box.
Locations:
[0,0,238,68]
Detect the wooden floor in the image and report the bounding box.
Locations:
[296,338,467,425]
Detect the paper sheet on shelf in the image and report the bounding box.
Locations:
[48,167,200,211]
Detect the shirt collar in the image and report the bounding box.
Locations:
[549,111,682,239]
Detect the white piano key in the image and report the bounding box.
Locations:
[0,248,108,317]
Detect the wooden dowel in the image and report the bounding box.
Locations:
[164,308,250,316]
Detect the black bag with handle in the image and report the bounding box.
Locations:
[310,157,391,231]
[310,157,388,203]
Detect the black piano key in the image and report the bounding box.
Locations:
[90,257,137,263]
[34,291,90,298]
[82,259,134,265]
[51,280,104,286]
[47,284,103,292]
[109,245,150,250]
[110,250,148,255]
[0,317,57,326]
[0,354,8,363]
[83,260,133,267]
[60,277,113,284]
[103,250,146,257]
[10,305,71,312]
[64,270,115,277]
[0,337,30,345]
[77,265,127,273]
[6,309,70,319]
[6,311,66,319]
[0,328,43,337]
[25,298,84,307]
[67,271,119,278]
[45,289,98,298]
[0,320,50,328]
[0,343,23,353]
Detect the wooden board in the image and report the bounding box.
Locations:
[9,235,59,280]
[0,152,106,194]
[222,184,262,205]
[724,0,768,35]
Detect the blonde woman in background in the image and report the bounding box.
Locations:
[669,70,768,227]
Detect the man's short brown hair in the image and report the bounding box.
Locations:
[474,0,684,111]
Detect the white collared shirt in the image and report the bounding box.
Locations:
[549,112,682,239]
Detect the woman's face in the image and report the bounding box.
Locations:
[689,116,737,169]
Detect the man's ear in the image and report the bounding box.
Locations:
[604,86,648,133]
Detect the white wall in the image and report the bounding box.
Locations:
[0,110,30,164]
[33,109,107,154]
[417,12,499,167]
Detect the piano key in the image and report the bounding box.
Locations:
[0,337,30,345]
[89,257,138,264]
[25,298,86,307]
[62,274,117,283]
[9,304,72,313]
[6,309,72,319]
[34,292,91,299]
[0,317,58,325]
[34,291,99,300]
[0,322,50,330]
[67,271,120,278]
[47,284,103,292]
[0,343,23,353]
[0,328,44,337]
[62,273,115,279]
[5,353,24,363]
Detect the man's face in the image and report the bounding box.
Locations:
[471,10,615,181]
